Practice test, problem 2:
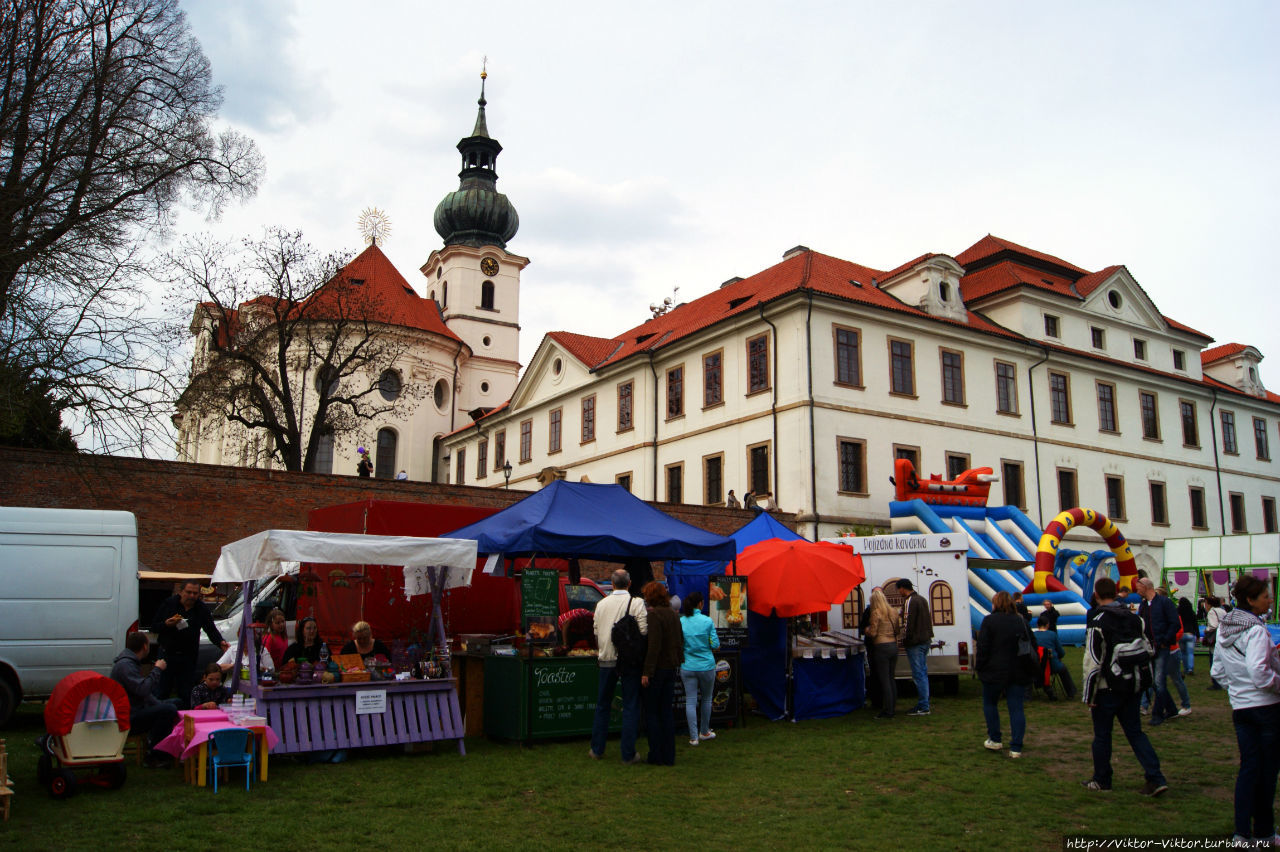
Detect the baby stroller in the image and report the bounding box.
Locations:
[37,671,131,799]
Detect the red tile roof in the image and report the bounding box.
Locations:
[959,261,1079,301]
[1202,343,1250,364]
[956,235,1090,276]
[546,331,618,368]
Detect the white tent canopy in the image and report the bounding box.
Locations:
[211,529,479,592]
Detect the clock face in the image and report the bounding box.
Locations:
[481,258,499,276]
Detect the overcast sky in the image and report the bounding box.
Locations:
[175,0,1280,387]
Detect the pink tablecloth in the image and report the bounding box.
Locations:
[154,711,280,761]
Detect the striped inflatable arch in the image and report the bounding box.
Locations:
[1025,507,1137,594]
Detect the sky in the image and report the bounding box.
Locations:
[174,0,1280,388]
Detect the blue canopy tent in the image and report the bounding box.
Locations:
[443,481,737,564]
[664,512,804,603]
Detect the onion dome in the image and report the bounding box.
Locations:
[433,71,520,249]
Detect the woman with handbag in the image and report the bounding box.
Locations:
[865,588,901,719]
[976,590,1036,758]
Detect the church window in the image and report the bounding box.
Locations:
[378,369,401,402]
[481,280,495,310]
[434,379,448,410]
[376,428,397,479]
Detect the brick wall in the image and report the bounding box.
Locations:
[0,448,789,577]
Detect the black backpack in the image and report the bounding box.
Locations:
[611,596,648,667]
[1094,607,1154,695]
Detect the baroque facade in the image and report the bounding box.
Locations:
[177,79,525,479]
[442,237,1278,571]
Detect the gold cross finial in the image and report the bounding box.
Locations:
[481,56,488,80]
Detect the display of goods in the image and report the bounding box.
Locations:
[276,670,296,684]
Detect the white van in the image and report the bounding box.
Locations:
[0,507,139,726]
[826,533,973,696]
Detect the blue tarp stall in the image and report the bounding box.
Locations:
[666,514,863,721]
[666,513,808,721]
[442,481,737,564]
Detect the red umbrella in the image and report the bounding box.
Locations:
[735,538,865,617]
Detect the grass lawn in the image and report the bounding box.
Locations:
[0,650,1242,851]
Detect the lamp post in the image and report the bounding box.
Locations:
[503,460,512,489]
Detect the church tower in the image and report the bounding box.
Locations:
[422,70,527,418]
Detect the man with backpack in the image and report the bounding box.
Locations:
[1081,577,1168,795]
[589,569,648,764]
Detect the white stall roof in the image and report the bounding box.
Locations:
[1163,533,1280,569]
[211,529,478,591]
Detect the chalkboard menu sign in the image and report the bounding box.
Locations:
[671,650,741,730]
[530,658,614,738]
[709,575,749,649]
[521,568,559,630]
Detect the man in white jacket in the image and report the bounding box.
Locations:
[589,569,647,764]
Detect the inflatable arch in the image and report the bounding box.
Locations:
[1025,507,1137,594]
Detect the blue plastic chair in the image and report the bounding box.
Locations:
[207,728,253,793]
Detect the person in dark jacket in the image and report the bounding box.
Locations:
[641,581,683,766]
[1177,597,1200,675]
[1040,599,1061,632]
[1012,592,1032,625]
[896,578,934,716]
[1136,579,1190,724]
[977,591,1034,758]
[149,580,229,708]
[1034,613,1078,699]
[110,632,179,766]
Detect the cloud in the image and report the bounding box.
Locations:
[183,0,328,132]
[517,169,693,249]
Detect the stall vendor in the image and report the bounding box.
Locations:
[283,616,327,664]
[340,621,391,662]
[149,579,230,708]
[262,608,290,668]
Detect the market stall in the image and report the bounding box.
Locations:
[211,529,478,755]
[444,481,736,742]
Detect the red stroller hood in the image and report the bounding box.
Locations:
[44,671,131,735]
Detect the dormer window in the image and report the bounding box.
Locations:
[1134,339,1147,360]
[938,281,950,302]
[1173,349,1186,371]
[1091,327,1105,349]
[1044,315,1060,338]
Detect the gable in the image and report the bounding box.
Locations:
[1078,267,1168,332]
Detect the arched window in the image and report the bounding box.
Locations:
[431,435,444,483]
[306,431,334,474]
[315,365,339,397]
[481,280,495,310]
[442,282,448,308]
[433,379,448,410]
[378,369,401,402]
[842,587,864,630]
[375,428,397,479]
[929,581,955,626]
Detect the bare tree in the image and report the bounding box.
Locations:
[166,229,429,473]
[0,0,262,451]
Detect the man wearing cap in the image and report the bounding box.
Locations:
[149,580,229,708]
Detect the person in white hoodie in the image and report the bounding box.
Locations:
[1211,575,1280,846]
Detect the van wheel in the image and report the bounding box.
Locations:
[0,678,16,727]
[942,675,960,696]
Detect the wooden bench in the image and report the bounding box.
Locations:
[0,739,13,822]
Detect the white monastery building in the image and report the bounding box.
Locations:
[178,79,1279,572]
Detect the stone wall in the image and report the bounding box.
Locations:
[0,448,785,577]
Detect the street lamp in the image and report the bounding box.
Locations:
[503,460,512,489]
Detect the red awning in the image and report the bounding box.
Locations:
[43,671,131,735]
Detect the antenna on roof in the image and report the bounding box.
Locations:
[649,285,680,318]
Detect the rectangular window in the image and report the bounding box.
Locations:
[1105,475,1125,520]
[494,431,506,470]
[995,361,1018,415]
[1255,417,1270,460]
[477,439,488,479]
[1230,492,1247,533]
[894,444,920,470]
[940,349,965,405]
[1263,497,1277,534]
[704,454,723,505]
[748,335,770,394]
[1002,460,1025,510]
[1044,314,1060,337]
[1096,382,1117,433]
[1150,481,1168,526]
[616,473,631,492]
[946,452,970,480]
[617,381,633,432]
[1222,410,1238,454]
[834,327,862,386]
[889,339,915,396]
[1134,339,1147,360]
[1173,349,1186,371]
[519,419,532,463]
[666,463,683,504]
[838,438,866,494]
[703,351,723,408]
[1057,468,1078,512]
[1049,372,1072,424]
[667,365,684,419]
[1180,400,1199,447]
[1090,327,1105,349]
[548,408,562,454]
[455,448,466,486]
[748,443,770,496]
[1189,486,1207,530]
[1139,391,1160,440]
[581,395,595,443]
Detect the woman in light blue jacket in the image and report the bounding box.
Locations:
[680,591,720,745]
